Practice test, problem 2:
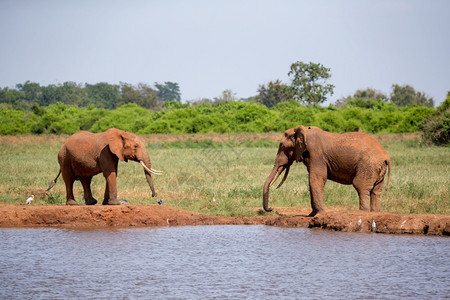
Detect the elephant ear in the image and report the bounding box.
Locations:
[106,128,126,162]
[293,125,307,162]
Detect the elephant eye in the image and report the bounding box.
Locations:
[133,144,138,150]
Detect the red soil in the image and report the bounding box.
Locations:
[1,203,448,236]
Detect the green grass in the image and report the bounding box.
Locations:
[0,134,448,216]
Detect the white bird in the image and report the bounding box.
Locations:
[357,217,362,227]
[26,195,34,205]
[212,192,216,203]
[372,220,376,231]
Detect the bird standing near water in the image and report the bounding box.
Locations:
[357,217,362,227]
[372,220,376,231]
[26,195,34,205]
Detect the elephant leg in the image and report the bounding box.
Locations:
[370,179,384,212]
[102,171,119,205]
[353,177,371,211]
[80,177,97,205]
[62,170,77,205]
[308,172,326,216]
[102,180,110,205]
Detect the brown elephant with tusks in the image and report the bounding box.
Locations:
[263,125,391,216]
[48,128,163,205]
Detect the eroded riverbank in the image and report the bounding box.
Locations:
[1,203,449,236]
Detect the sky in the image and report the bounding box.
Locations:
[0,0,449,105]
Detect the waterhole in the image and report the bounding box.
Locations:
[1,226,448,298]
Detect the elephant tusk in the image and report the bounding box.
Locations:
[151,168,163,175]
[275,165,290,189]
[269,166,284,187]
[140,161,163,175]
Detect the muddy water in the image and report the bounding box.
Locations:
[1,226,449,299]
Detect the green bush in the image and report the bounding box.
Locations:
[0,108,36,134]
[421,95,450,146]
[0,100,442,135]
[90,103,153,133]
[31,102,82,134]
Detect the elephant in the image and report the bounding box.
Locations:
[263,125,391,216]
[48,128,163,205]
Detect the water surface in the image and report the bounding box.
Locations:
[1,226,449,299]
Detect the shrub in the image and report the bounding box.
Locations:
[0,99,440,135]
[90,103,153,133]
[0,108,36,134]
[31,102,81,134]
[421,95,450,146]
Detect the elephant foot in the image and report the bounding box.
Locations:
[308,209,325,217]
[85,198,97,205]
[66,199,78,205]
[102,199,120,205]
[85,199,97,205]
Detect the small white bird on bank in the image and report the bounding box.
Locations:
[372,220,376,231]
[26,195,34,205]
[212,192,216,203]
[357,217,362,227]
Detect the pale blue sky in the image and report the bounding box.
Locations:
[1,0,449,105]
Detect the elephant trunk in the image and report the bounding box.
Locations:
[141,156,156,197]
[263,164,291,212]
[263,165,280,212]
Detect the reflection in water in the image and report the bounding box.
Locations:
[1,226,449,298]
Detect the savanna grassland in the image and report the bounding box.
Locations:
[0,133,448,216]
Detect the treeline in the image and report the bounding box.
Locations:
[0,61,436,111]
[0,81,181,110]
[1,99,437,136]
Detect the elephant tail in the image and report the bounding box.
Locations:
[384,159,391,191]
[46,170,61,191]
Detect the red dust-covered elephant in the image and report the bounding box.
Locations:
[48,128,162,205]
[263,126,391,216]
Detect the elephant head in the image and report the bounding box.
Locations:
[106,128,162,197]
[263,125,307,212]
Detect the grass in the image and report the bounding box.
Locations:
[0,133,448,216]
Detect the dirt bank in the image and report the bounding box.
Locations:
[1,203,448,236]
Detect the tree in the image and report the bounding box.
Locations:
[0,87,26,107]
[136,83,161,109]
[390,84,434,107]
[39,82,88,107]
[120,83,141,106]
[256,80,293,108]
[154,82,181,102]
[40,84,65,106]
[120,83,161,110]
[214,89,236,103]
[85,82,121,109]
[288,61,334,105]
[61,82,89,106]
[16,81,41,103]
[335,88,387,109]
[353,88,387,101]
